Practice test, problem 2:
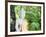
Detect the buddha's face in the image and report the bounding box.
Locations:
[19,8,25,19]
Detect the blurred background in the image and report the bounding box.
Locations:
[10,5,41,32]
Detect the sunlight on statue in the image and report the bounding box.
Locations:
[15,7,28,32]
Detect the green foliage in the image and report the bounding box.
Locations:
[10,5,41,31]
[25,6,41,31]
[28,22,41,31]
